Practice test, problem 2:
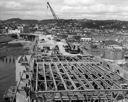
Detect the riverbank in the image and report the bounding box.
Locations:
[0,35,14,43]
[0,35,33,57]
[0,43,29,58]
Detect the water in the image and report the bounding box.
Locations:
[0,56,17,102]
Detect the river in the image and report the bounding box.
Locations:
[0,56,17,102]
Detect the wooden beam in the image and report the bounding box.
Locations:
[36,63,39,91]
[71,63,94,89]
[53,62,68,90]
[42,63,48,91]
[66,63,87,90]
[79,63,104,89]
[49,63,58,90]
[59,62,78,90]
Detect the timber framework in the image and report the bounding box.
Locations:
[31,54,128,102]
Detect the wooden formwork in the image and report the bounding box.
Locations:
[31,55,128,102]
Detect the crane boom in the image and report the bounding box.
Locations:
[46,2,71,35]
[47,2,58,20]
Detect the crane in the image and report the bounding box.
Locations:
[47,2,72,35]
[47,2,59,20]
[47,2,67,35]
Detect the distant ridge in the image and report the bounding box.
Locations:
[6,18,22,22]
[1,18,128,30]
[2,18,39,24]
[1,18,128,23]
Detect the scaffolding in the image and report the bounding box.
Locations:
[31,55,128,102]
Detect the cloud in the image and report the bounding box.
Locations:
[61,4,118,14]
[60,0,128,20]
[5,1,22,9]
[0,0,128,20]
[64,0,95,6]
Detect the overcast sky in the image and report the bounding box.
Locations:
[0,0,128,20]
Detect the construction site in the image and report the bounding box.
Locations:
[27,31,128,102]
[3,2,128,102]
[31,54,128,102]
[5,29,127,102]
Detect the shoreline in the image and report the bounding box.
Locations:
[0,43,29,58]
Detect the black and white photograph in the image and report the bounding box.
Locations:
[0,0,128,102]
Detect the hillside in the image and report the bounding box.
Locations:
[80,20,128,30]
[3,18,39,24]
[0,35,14,43]
[1,18,128,30]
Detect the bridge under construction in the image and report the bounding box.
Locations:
[3,2,128,102]
[30,53,128,102]
[4,33,128,102]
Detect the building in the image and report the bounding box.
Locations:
[81,37,92,42]
[8,29,21,34]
